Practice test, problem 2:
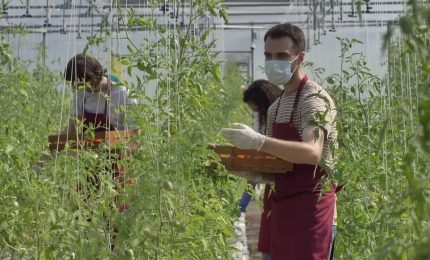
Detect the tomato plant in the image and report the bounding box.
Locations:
[0,1,247,258]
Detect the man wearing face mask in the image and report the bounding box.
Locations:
[221,23,338,260]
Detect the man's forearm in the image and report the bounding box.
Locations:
[260,137,321,165]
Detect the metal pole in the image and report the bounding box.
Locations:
[175,1,180,21]
[77,0,82,39]
[250,26,255,81]
[180,0,185,27]
[23,0,31,17]
[42,31,46,66]
[44,0,52,27]
[316,0,321,43]
[313,0,317,45]
[60,0,66,34]
[321,0,326,35]
[365,0,372,13]
[306,12,311,51]
[170,0,179,19]
[90,4,94,34]
[160,0,168,15]
[348,0,357,17]
[329,0,336,32]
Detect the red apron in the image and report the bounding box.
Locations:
[270,76,336,260]
[257,184,272,254]
[81,87,129,212]
[81,91,114,133]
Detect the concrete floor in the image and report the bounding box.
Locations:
[245,201,263,260]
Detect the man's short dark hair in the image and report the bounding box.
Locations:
[264,23,306,54]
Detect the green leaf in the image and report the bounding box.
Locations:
[5,144,13,155]
[200,31,210,42]
[137,61,147,71]
[19,89,28,98]
[130,238,139,247]
[82,44,89,55]
[326,76,336,84]
[208,6,217,17]
[211,65,222,82]
[127,44,136,55]
[201,238,208,251]
[219,9,229,24]
[121,58,131,65]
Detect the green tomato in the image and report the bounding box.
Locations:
[163,181,174,191]
[125,249,135,259]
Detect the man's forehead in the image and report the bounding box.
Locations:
[264,37,295,53]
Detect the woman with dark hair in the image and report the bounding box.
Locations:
[63,53,136,135]
[243,79,282,134]
[239,79,281,260]
[62,54,137,250]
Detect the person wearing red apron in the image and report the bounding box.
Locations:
[78,82,130,213]
[269,75,335,259]
[257,184,272,258]
[221,23,338,260]
[222,77,336,259]
[81,87,114,132]
[64,54,133,213]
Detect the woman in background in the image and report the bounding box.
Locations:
[63,53,137,250]
[64,53,136,135]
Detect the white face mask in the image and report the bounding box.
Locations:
[265,55,299,86]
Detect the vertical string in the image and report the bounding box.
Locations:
[405,53,414,133]
[398,37,407,153]
[176,0,181,137]
[167,0,171,146]
[413,53,419,116]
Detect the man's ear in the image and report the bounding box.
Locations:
[298,52,305,63]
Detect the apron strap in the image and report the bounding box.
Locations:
[273,75,308,125]
[273,88,285,124]
[289,75,308,123]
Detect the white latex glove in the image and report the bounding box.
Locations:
[220,123,266,151]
